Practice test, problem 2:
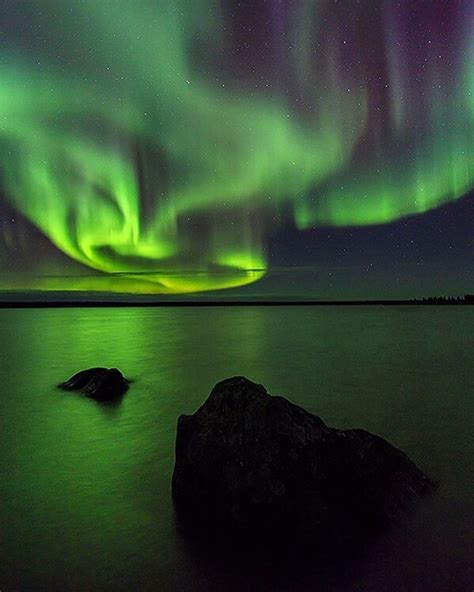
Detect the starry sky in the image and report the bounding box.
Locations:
[0,0,472,299]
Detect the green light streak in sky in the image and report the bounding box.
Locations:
[0,0,472,293]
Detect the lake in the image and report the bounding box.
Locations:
[0,306,472,591]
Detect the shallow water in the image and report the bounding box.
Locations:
[0,306,472,591]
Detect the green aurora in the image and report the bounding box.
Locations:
[0,0,472,294]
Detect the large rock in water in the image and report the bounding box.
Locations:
[172,377,434,545]
[58,367,129,400]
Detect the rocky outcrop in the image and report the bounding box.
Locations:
[58,367,129,400]
[172,377,434,545]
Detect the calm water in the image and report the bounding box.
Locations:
[0,306,472,592]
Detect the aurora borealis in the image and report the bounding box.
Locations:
[0,0,472,296]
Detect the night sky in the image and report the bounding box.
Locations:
[0,0,472,299]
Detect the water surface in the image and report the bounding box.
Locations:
[0,306,472,591]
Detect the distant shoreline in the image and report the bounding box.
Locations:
[0,299,472,309]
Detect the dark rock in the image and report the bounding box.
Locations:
[58,367,129,400]
[172,377,434,545]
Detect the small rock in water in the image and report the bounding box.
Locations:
[58,367,129,400]
[172,377,435,546]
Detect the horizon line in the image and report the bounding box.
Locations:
[0,296,472,309]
